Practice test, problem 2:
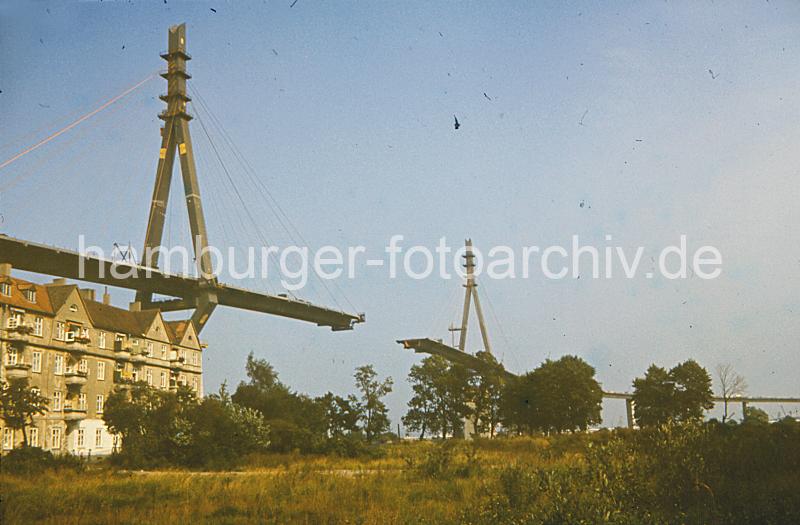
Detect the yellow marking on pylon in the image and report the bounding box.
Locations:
[159,148,167,159]
[179,143,187,155]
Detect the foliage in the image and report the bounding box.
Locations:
[0,379,49,447]
[4,422,798,524]
[0,447,84,476]
[743,406,769,424]
[316,392,361,438]
[402,355,473,439]
[467,351,504,437]
[353,364,393,442]
[632,359,714,427]
[233,353,327,453]
[103,382,269,469]
[501,355,603,434]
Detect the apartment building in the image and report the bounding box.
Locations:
[0,264,204,456]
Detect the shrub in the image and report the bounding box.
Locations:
[1,447,84,475]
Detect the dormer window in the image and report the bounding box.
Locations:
[24,289,36,303]
[0,283,10,297]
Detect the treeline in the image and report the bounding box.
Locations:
[103,353,395,468]
[404,354,769,437]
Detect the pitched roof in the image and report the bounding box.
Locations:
[0,277,54,315]
[164,320,189,344]
[44,284,78,313]
[3,274,194,340]
[84,300,160,336]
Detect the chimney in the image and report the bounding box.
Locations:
[0,263,11,277]
[79,289,96,302]
[129,301,141,312]
[103,287,111,305]
[48,278,67,286]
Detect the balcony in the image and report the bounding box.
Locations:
[169,356,185,371]
[130,349,148,365]
[64,370,88,387]
[114,340,132,361]
[113,369,135,387]
[63,335,89,355]
[63,403,87,421]
[4,362,31,380]
[4,324,34,342]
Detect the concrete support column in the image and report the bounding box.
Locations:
[625,398,634,428]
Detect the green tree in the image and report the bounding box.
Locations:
[468,351,504,437]
[0,379,48,447]
[317,392,361,437]
[501,355,602,434]
[402,356,472,439]
[104,382,268,468]
[671,359,714,421]
[104,383,196,465]
[354,365,393,442]
[632,365,675,427]
[232,353,327,452]
[632,360,714,427]
[402,356,444,439]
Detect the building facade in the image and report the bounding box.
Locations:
[0,264,203,456]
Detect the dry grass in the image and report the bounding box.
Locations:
[0,439,559,525]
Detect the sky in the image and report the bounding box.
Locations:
[1,1,799,427]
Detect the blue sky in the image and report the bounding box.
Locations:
[2,1,800,426]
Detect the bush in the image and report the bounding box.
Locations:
[1,447,85,475]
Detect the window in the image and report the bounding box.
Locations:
[160,371,167,389]
[69,304,78,313]
[54,355,64,375]
[97,361,106,380]
[146,342,153,357]
[55,322,65,340]
[146,369,153,386]
[7,312,22,329]
[115,333,124,343]
[29,427,39,448]
[161,344,168,359]
[6,347,17,365]
[81,327,89,339]
[51,427,62,449]
[192,376,198,391]
[31,352,41,373]
[95,428,102,447]
[24,289,36,303]
[76,429,85,448]
[179,374,186,386]
[31,387,40,396]
[53,391,62,411]
[34,317,43,336]
[78,393,87,411]
[2,428,12,450]
[99,332,107,349]
[79,359,88,374]
[0,283,10,296]
[132,339,139,347]
[96,394,104,413]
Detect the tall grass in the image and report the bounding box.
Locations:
[2,423,798,525]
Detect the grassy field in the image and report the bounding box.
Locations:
[1,439,549,525]
[2,427,799,525]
